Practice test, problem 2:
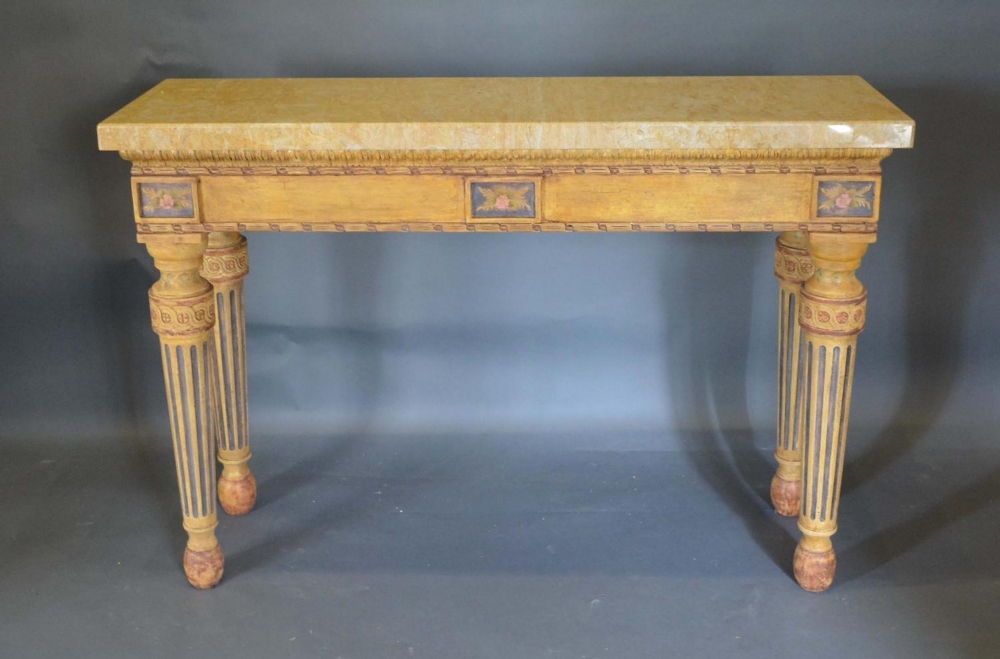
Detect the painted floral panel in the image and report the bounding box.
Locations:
[816,181,876,218]
[139,182,195,218]
[471,182,536,219]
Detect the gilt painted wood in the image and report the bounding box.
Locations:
[141,235,224,589]
[793,236,869,591]
[772,231,813,517]
[97,76,914,591]
[202,232,256,516]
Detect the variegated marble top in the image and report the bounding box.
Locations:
[97,77,914,153]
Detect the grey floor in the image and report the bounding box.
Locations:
[2,429,1000,658]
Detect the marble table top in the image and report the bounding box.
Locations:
[97,76,914,153]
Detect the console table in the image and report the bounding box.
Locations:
[97,76,914,591]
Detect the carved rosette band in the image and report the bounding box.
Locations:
[149,290,216,338]
[798,292,867,337]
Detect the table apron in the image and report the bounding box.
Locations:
[133,172,882,233]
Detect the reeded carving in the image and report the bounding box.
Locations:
[162,340,218,521]
[793,236,869,592]
[145,236,224,589]
[204,232,256,517]
[772,232,811,517]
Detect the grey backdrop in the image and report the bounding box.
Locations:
[2,1,998,459]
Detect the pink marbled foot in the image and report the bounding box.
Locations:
[219,470,257,516]
[184,545,224,589]
[794,542,836,592]
[770,473,802,517]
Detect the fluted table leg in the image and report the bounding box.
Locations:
[772,231,813,516]
[202,232,256,516]
[794,235,870,592]
[142,234,224,589]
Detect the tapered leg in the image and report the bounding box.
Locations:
[771,231,813,516]
[142,235,224,589]
[794,235,869,592]
[201,232,256,516]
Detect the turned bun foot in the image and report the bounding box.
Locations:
[794,544,836,592]
[184,545,224,589]
[219,471,257,516]
[770,474,801,517]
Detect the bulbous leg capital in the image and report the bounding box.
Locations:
[184,545,225,589]
[219,468,257,516]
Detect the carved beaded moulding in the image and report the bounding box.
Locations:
[122,147,893,173]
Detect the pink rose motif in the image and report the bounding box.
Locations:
[159,193,175,209]
[494,194,510,211]
[834,193,852,209]
[836,311,849,324]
